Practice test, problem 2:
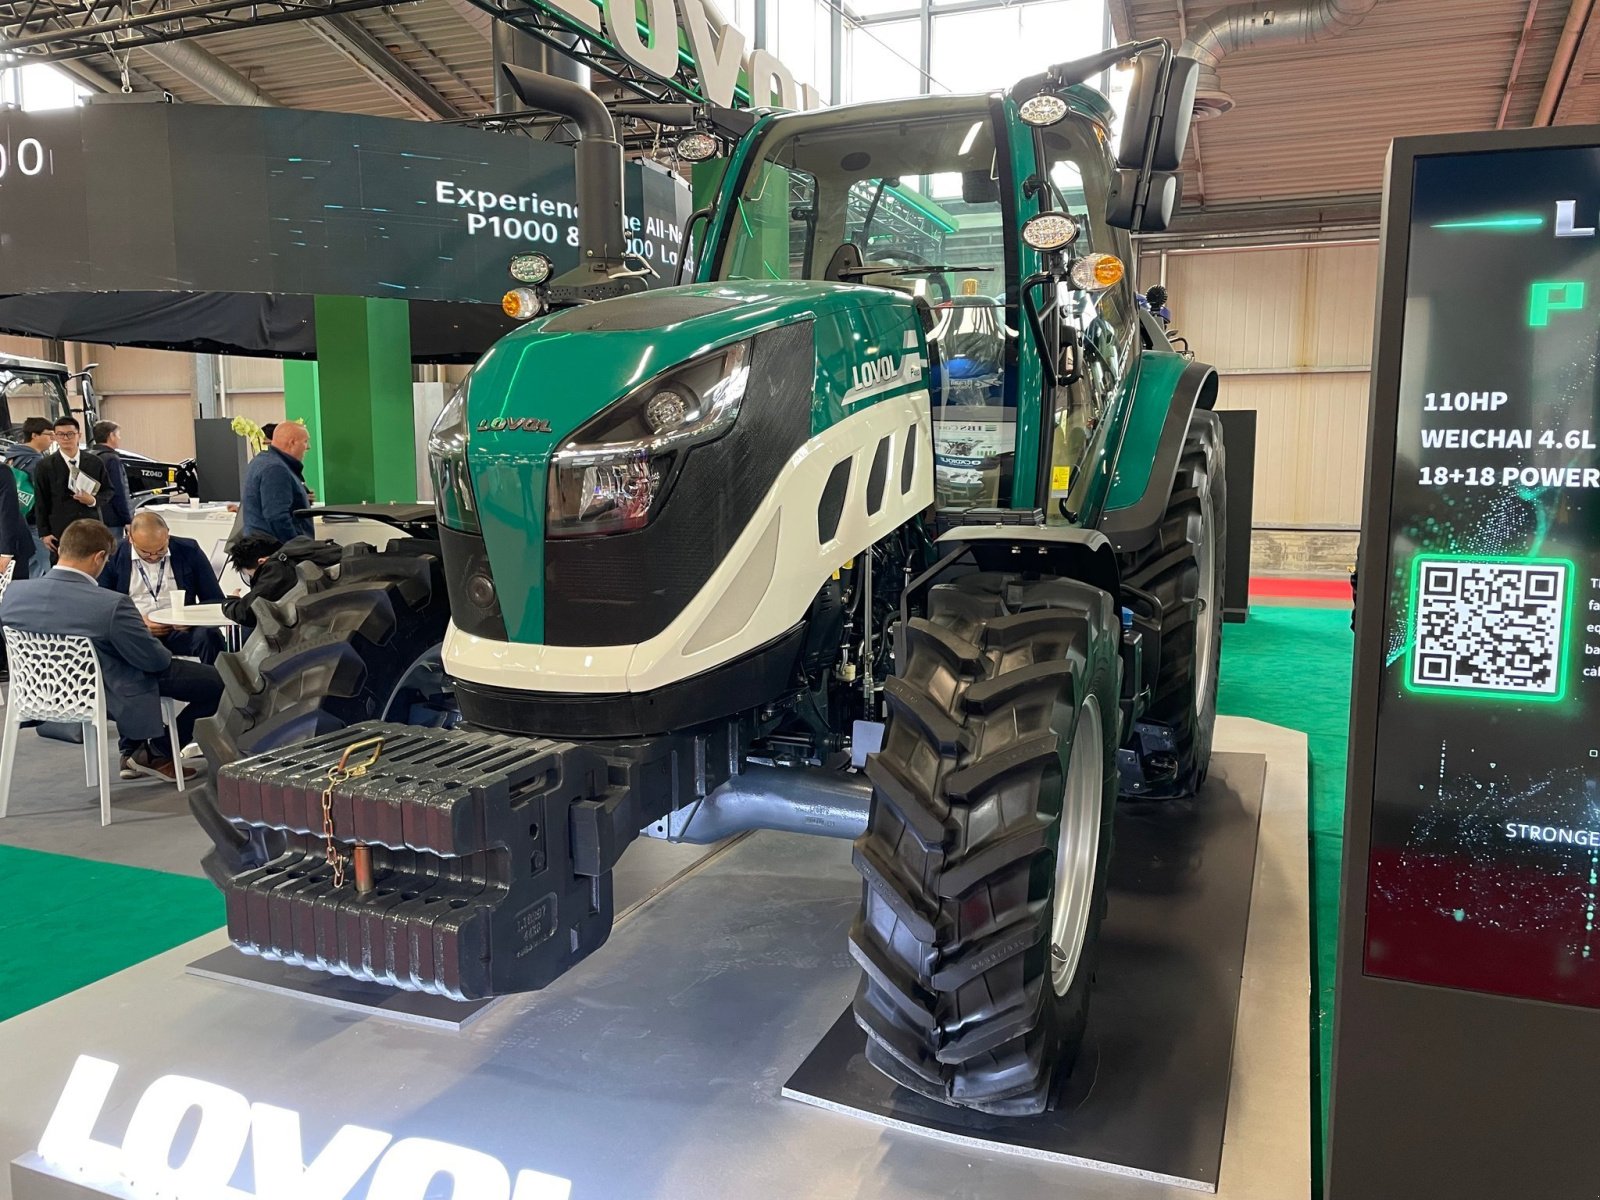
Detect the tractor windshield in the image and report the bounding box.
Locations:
[715,97,1007,303]
[716,97,1022,507]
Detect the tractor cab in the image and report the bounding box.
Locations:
[702,89,1136,518]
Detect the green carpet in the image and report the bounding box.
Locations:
[1217,604,1352,1186]
[0,844,223,1023]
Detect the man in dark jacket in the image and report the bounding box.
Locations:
[241,421,314,543]
[0,518,220,781]
[91,420,135,539]
[33,416,106,553]
[0,460,31,582]
[100,510,226,663]
[6,417,53,576]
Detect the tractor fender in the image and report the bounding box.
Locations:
[933,524,1122,610]
[1099,358,1219,556]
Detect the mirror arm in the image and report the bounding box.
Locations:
[1022,272,1061,388]
[1018,37,1169,96]
[1129,41,1176,233]
[674,208,714,286]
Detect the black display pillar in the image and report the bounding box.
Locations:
[1217,408,1254,622]
[192,417,246,502]
[1329,127,1600,1198]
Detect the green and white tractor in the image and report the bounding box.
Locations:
[192,41,1226,1117]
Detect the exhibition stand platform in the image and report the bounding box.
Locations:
[0,717,1308,1200]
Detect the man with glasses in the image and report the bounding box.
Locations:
[33,416,106,559]
[100,510,226,664]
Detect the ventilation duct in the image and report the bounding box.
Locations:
[142,40,280,106]
[1179,0,1380,120]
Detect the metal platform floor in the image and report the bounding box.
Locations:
[1,716,1309,1200]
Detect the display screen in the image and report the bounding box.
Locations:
[0,105,689,304]
[1365,144,1600,1006]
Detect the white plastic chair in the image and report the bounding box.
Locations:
[0,627,185,827]
[0,559,14,711]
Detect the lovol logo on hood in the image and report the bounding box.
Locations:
[477,417,552,433]
[844,331,926,408]
[851,355,902,390]
[36,1055,572,1200]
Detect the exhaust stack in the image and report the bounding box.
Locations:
[500,63,631,277]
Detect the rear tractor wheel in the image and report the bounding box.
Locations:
[849,571,1121,1115]
[1118,408,1227,798]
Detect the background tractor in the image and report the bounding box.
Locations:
[192,40,1226,1118]
[0,352,200,501]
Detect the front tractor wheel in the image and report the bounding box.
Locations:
[196,544,454,776]
[850,572,1120,1115]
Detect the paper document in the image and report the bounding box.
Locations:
[68,470,100,498]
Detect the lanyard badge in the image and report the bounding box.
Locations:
[135,556,168,603]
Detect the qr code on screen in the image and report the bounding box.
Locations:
[1411,558,1569,696]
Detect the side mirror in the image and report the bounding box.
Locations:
[1138,172,1180,232]
[1106,169,1181,232]
[1117,55,1200,173]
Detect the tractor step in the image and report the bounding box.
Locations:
[203,719,744,1000]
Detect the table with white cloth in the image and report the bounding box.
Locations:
[145,602,245,652]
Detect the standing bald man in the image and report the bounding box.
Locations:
[241,420,314,543]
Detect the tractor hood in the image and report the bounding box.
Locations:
[446,280,925,644]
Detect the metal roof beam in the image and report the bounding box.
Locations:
[309,12,463,120]
[1139,193,1382,248]
[0,0,398,64]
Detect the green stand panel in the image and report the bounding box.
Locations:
[281,359,324,499]
[284,296,416,505]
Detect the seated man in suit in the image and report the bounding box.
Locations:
[0,519,221,782]
[100,510,226,664]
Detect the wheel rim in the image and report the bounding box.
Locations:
[381,646,456,726]
[1051,694,1103,997]
[1194,481,1219,708]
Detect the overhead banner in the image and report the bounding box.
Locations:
[0,103,691,307]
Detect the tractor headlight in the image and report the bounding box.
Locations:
[1022,212,1079,252]
[509,251,553,285]
[676,131,719,162]
[548,339,752,538]
[1018,93,1068,127]
[427,379,479,533]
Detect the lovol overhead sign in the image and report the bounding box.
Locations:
[533,0,824,110]
[0,102,691,306]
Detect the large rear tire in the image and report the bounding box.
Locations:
[850,571,1120,1115]
[196,543,452,776]
[1118,409,1226,797]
